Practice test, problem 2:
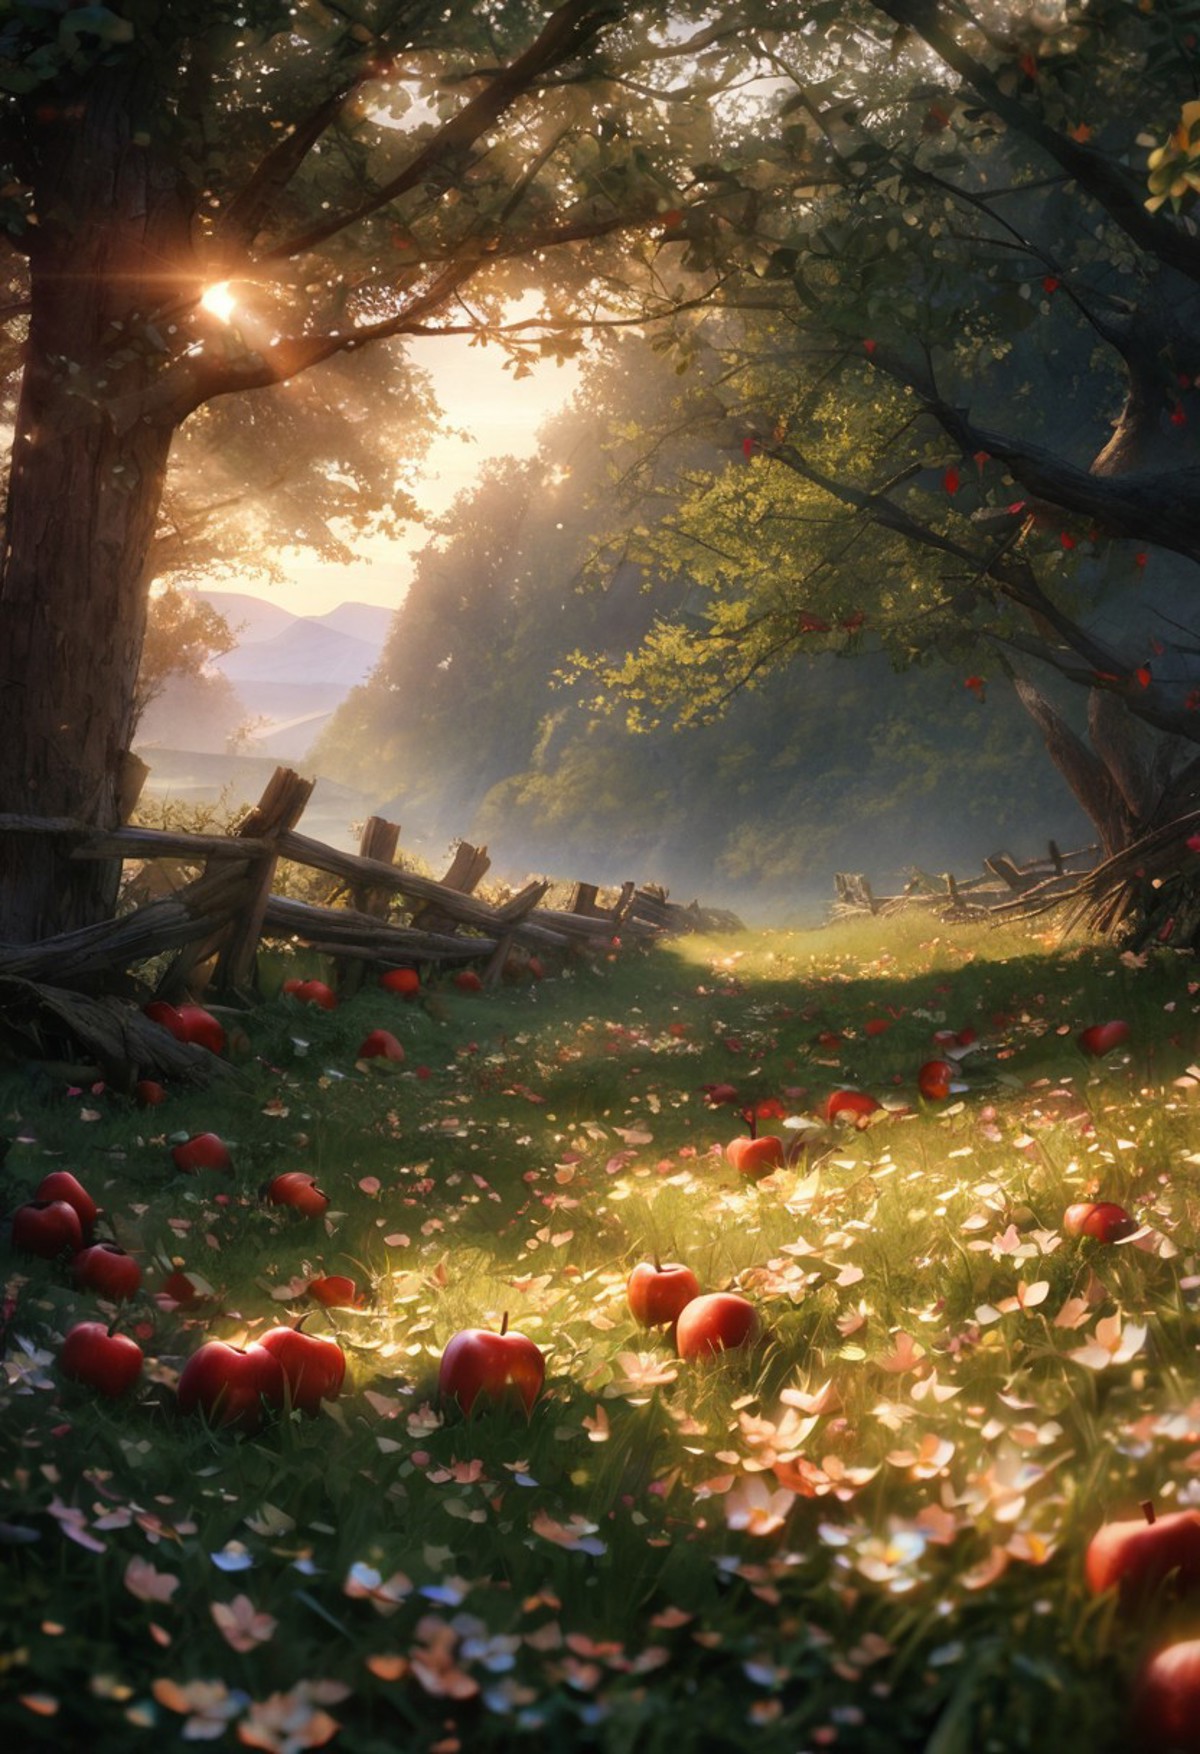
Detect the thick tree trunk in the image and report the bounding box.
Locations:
[0,76,193,942]
[1012,678,1136,858]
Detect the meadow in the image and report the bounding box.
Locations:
[1,911,1198,1753]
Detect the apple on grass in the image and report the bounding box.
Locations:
[307,1274,363,1309]
[265,1172,330,1217]
[454,969,484,993]
[438,1314,545,1415]
[33,1171,97,1239]
[171,1132,232,1174]
[358,1029,405,1062]
[675,1293,759,1360]
[283,978,337,1010]
[1064,1200,1137,1243]
[380,967,421,998]
[72,1243,142,1301]
[1085,1500,1200,1603]
[1135,1640,1200,1749]
[12,1199,84,1259]
[1077,1019,1131,1057]
[257,1325,346,1415]
[60,1321,143,1397]
[627,1259,701,1327]
[823,1089,880,1123]
[177,1339,286,1431]
[726,1134,785,1179]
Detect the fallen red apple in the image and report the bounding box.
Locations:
[1064,1200,1137,1243]
[34,1170,97,1239]
[1077,1020,1131,1057]
[1135,1638,1200,1748]
[627,1259,701,1327]
[917,1059,957,1101]
[283,978,337,1011]
[171,1132,232,1174]
[823,1089,880,1123]
[358,1028,405,1062]
[257,1324,346,1414]
[177,1339,285,1430]
[159,1268,210,1307]
[307,1274,362,1309]
[134,1079,167,1108]
[72,1243,143,1301]
[726,1134,785,1179]
[12,1199,84,1259]
[675,1292,759,1360]
[1085,1502,1200,1603]
[60,1321,143,1397]
[265,1172,329,1217]
[438,1314,545,1415]
[527,956,545,981]
[175,1004,226,1054]
[380,967,421,998]
[454,969,484,993]
[144,999,185,1037]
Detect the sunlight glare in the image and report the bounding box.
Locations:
[200,281,237,323]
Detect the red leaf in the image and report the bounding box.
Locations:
[1171,405,1188,426]
[1060,531,1076,549]
[742,435,757,459]
[1135,665,1152,688]
[1042,275,1060,294]
[863,339,877,355]
[943,466,960,495]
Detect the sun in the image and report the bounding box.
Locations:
[199,281,237,323]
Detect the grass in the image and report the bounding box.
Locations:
[1,910,1199,1752]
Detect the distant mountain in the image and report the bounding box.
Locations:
[138,589,393,764]
[200,590,300,645]
[310,601,394,644]
[216,617,382,689]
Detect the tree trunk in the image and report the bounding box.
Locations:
[1012,678,1136,858]
[0,76,193,942]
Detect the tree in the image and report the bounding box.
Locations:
[0,0,767,943]
[132,582,238,735]
[573,0,1200,888]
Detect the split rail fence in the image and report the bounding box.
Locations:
[0,765,738,1006]
[832,839,1098,922]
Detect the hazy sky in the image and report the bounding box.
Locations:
[272,331,581,618]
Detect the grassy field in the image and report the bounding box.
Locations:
[2,911,1199,1752]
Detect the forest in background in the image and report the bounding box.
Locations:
[310,332,1098,920]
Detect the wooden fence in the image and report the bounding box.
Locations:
[0,765,735,1005]
[831,839,1098,921]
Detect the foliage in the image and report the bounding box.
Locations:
[1,914,1199,1750]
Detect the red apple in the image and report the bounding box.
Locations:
[675,1292,759,1360]
[917,1059,957,1101]
[284,979,337,1011]
[725,1134,785,1179]
[12,1199,84,1259]
[527,957,545,981]
[627,1259,701,1327]
[171,1132,232,1174]
[1135,1638,1200,1748]
[380,968,421,998]
[257,1324,346,1414]
[454,969,484,993]
[159,1268,210,1307]
[33,1171,97,1238]
[438,1315,545,1415]
[823,1089,880,1122]
[1078,1020,1131,1057]
[144,999,185,1038]
[1064,1200,1137,1243]
[60,1321,143,1397]
[177,1339,285,1430]
[1086,1502,1200,1603]
[357,1029,405,1062]
[174,1005,226,1054]
[72,1243,142,1301]
[265,1172,329,1217]
[307,1274,362,1309]
[134,1079,167,1108]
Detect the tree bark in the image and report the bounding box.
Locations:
[1012,678,1135,858]
[0,75,192,941]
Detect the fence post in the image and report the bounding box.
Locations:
[338,816,401,997]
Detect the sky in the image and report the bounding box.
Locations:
[268,331,582,618]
